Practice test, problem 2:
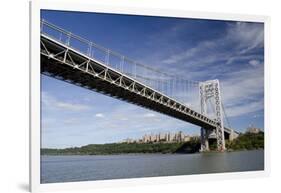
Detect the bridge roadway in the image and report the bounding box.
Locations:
[40,34,238,137]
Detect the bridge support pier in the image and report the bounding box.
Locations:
[200,128,210,152]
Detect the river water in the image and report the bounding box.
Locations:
[41,150,264,183]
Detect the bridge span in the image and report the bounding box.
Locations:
[40,20,239,151]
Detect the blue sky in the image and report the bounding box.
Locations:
[41,10,264,148]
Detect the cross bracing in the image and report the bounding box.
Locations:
[40,20,239,150]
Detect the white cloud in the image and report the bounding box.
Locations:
[64,118,79,124]
[42,91,90,111]
[249,59,260,66]
[162,47,199,65]
[220,64,264,117]
[253,114,262,118]
[172,63,264,118]
[143,113,156,117]
[225,100,263,117]
[95,113,104,118]
[56,102,89,111]
[152,21,265,119]
[162,22,264,74]
[83,102,192,136]
[226,22,264,54]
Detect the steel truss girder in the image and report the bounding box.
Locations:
[40,34,235,135]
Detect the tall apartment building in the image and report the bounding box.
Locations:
[122,131,194,144]
[141,131,191,143]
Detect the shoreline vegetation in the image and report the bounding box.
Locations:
[41,132,264,155]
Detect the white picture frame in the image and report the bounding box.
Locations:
[29,0,270,192]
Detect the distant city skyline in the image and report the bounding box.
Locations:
[41,10,264,148]
[121,131,195,144]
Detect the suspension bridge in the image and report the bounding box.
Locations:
[40,20,239,152]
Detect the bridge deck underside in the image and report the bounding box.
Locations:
[41,35,235,135]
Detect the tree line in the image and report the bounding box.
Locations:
[41,132,264,155]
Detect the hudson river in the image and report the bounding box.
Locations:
[41,150,264,183]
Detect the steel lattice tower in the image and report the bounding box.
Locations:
[199,80,225,152]
[40,20,238,152]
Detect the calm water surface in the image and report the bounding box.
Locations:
[41,150,264,183]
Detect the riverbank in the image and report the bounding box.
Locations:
[41,139,201,155]
[41,132,264,155]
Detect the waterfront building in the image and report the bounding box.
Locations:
[122,131,196,144]
[246,126,261,134]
